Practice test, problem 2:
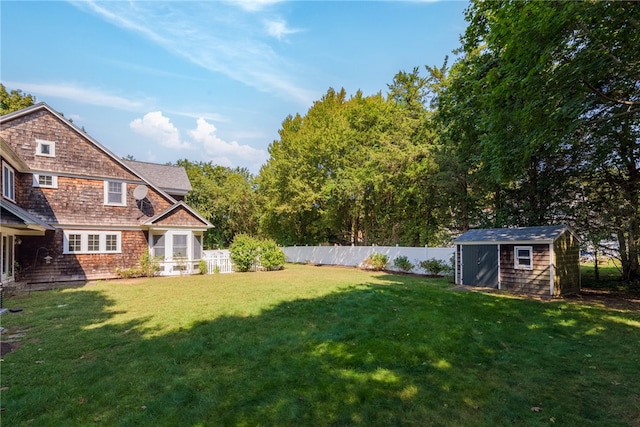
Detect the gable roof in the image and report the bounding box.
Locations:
[454,225,576,244]
[122,160,192,196]
[1,102,177,204]
[143,201,213,229]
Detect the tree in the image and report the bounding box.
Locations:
[454,0,640,280]
[0,84,35,115]
[178,160,259,248]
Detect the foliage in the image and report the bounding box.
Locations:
[229,234,260,272]
[361,253,388,271]
[257,85,446,247]
[419,258,451,276]
[115,252,161,278]
[1,265,639,426]
[439,0,640,280]
[0,83,35,115]
[229,235,286,272]
[178,160,259,249]
[258,239,286,271]
[393,255,414,272]
[198,259,207,275]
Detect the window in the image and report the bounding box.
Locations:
[68,234,82,252]
[173,234,188,258]
[193,235,202,260]
[514,246,533,270]
[33,174,58,188]
[152,234,165,259]
[104,181,127,206]
[64,231,121,254]
[106,234,118,252]
[2,162,15,201]
[88,234,100,252]
[36,139,56,157]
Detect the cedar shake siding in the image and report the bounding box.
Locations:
[1,103,213,284]
[500,244,551,296]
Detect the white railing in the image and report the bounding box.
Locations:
[282,245,455,274]
[202,250,234,274]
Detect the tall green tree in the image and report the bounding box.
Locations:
[177,160,259,248]
[455,0,640,280]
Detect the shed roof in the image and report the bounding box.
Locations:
[454,225,574,244]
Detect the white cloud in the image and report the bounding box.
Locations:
[226,0,284,12]
[189,118,267,171]
[265,19,300,40]
[130,111,192,149]
[3,81,144,111]
[71,1,315,106]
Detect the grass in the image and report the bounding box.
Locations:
[1,264,639,426]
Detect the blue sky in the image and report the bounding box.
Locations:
[1,0,469,173]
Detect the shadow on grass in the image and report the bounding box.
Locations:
[2,275,639,426]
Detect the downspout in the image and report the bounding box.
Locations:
[455,245,460,284]
[549,242,555,296]
[497,244,501,290]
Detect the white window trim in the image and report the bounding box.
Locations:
[104,181,127,206]
[35,139,56,157]
[63,231,122,254]
[33,173,59,189]
[514,245,533,270]
[2,161,15,201]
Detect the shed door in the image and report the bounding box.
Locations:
[462,245,498,287]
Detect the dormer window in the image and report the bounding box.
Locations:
[36,139,56,157]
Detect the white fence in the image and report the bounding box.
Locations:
[282,245,455,274]
[202,250,233,274]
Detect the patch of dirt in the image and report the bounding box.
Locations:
[563,288,640,312]
[0,341,22,357]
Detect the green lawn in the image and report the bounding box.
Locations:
[1,264,639,426]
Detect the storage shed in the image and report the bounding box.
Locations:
[454,225,580,297]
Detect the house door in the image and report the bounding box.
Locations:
[462,245,498,287]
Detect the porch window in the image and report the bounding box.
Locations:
[2,162,15,201]
[514,246,533,270]
[193,235,202,260]
[104,181,127,206]
[173,234,188,258]
[152,234,166,259]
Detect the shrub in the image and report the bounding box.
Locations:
[198,259,207,275]
[393,255,414,272]
[362,253,389,271]
[419,258,453,276]
[259,239,286,271]
[116,252,161,278]
[229,234,260,272]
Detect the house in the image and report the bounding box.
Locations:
[0,102,213,285]
[454,225,580,297]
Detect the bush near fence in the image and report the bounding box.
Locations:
[282,245,454,275]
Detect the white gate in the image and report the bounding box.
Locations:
[202,250,233,274]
